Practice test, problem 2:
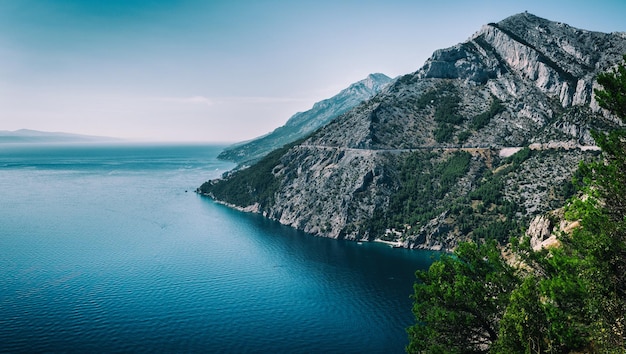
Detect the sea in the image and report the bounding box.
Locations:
[0,143,437,353]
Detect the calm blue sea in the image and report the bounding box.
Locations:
[0,143,436,353]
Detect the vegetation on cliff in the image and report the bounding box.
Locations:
[407,56,626,354]
[198,140,302,210]
[367,146,585,248]
[199,14,625,249]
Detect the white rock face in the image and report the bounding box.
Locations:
[573,79,590,106]
[526,214,554,251]
[421,13,626,109]
[483,26,558,91]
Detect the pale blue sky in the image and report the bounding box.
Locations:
[1,0,625,142]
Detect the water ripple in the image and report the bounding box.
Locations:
[0,144,436,353]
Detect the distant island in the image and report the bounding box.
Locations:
[0,129,121,143]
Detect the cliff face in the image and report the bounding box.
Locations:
[201,13,626,250]
[217,73,392,166]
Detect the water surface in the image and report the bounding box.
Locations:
[0,143,436,353]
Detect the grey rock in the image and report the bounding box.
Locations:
[526,214,554,250]
[202,13,626,251]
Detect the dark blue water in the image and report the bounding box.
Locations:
[0,143,436,353]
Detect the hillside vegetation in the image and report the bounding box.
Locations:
[200,13,626,251]
[407,55,626,354]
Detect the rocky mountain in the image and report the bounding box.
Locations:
[217,73,393,166]
[200,13,626,251]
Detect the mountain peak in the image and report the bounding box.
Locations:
[418,11,626,108]
[498,11,546,24]
[367,73,390,80]
[350,73,392,91]
[494,11,586,34]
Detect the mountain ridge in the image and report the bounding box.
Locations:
[0,129,121,143]
[200,13,626,251]
[217,73,393,165]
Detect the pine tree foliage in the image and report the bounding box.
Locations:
[407,241,519,353]
[596,55,626,120]
[408,56,626,353]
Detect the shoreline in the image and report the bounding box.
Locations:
[372,238,404,248]
[196,190,448,252]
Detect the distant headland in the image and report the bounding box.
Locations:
[0,129,121,143]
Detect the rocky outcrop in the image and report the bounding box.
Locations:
[267,146,393,238]
[526,213,558,251]
[419,13,626,110]
[404,211,450,251]
[201,13,626,251]
[525,208,584,251]
[217,73,393,166]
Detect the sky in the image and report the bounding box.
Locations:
[1,0,626,142]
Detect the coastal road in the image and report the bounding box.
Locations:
[297,143,599,157]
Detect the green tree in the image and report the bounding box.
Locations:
[492,276,547,353]
[494,240,591,353]
[408,55,626,353]
[593,55,626,223]
[407,241,519,353]
[471,97,504,130]
[595,54,626,119]
[494,55,626,352]
[571,54,626,349]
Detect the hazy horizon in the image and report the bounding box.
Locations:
[2,0,626,143]
[0,127,239,144]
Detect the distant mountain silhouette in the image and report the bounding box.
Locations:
[218,73,393,166]
[0,129,121,143]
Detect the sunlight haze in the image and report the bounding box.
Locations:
[1,0,625,142]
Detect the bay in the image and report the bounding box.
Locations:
[0,143,437,353]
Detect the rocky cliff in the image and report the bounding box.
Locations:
[217,73,392,166]
[200,13,626,251]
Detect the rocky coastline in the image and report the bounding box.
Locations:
[199,13,626,251]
